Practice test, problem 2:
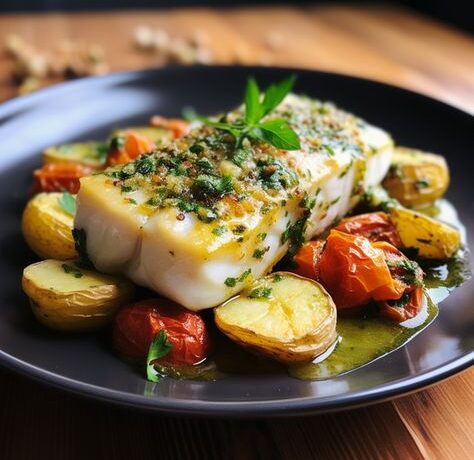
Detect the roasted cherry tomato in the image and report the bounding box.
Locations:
[149,115,189,139]
[31,162,92,194]
[293,240,325,280]
[106,131,156,166]
[374,241,424,322]
[113,298,210,366]
[335,212,402,247]
[318,230,405,309]
[378,287,424,322]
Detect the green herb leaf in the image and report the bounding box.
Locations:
[72,228,93,269]
[61,263,83,278]
[58,192,76,216]
[224,268,251,287]
[252,246,270,259]
[244,78,262,124]
[193,174,233,198]
[183,108,241,138]
[212,225,227,236]
[146,330,173,383]
[184,77,300,153]
[261,74,296,116]
[251,119,301,150]
[224,277,237,287]
[249,286,273,299]
[323,144,336,156]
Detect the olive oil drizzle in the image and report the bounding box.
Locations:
[157,199,471,381]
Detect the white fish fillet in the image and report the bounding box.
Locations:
[75,94,393,310]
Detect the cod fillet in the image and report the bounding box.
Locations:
[75,94,393,310]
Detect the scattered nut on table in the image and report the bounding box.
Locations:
[4,34,109,95]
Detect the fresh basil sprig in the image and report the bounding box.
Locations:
[185,76,301,152]
[146,330,173,382]
[58,192,76,216]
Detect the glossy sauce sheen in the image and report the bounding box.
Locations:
[162,199,470,381]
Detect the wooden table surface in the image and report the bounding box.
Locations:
[0,5,473,459]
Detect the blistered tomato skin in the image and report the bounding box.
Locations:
[293,240,325,280]
[335,212,402,247]
[319,230,404,309]
[113,299,210,365]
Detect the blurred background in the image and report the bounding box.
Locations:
[0,1,473,111]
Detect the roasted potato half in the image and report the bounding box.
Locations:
[389,207,460,259]
[22,259,135,332]
[382,146,449,208]
[22,192,76,260]
[215,272,337,363]
[43,141,107,169]
[111,126,173,146]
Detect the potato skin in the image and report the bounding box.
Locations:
[215,272,337,364]
[22,259,135,332]
[389,207,460,259]
[382,147,449,208]
[22,193,76,260]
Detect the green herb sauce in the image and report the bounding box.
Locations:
[147,199,471,382]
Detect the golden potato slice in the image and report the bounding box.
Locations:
[389,207,460,259]
[382,146,449,208]
[43,141,107,169]
[22,259,135,332]
[111,126,173,146]
[215,272,337,363]
[22,192,76,260]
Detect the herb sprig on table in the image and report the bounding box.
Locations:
[185,75,301,152]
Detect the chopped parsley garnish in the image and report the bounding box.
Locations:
[212,225,227,236]
[272,274,283,282]
[120,185,136,193]
[58,192,76,216]
[193,174,233,198]
[61,263,83,278]
[257,232,267,241]
[224,268,251,287]
[232,224,246,234]
[224,277,237,288]
[195,157,212,169]
[323,144,335,156]
[72,228,93,269]
[415,179,430,190]
[260,204,271,215]
[252,246,270,259]
[185,76,301,151]
[281,216,308,259]
[249,287,273,299]
[231,146,251,166]
[176,199,199,213]
[257,157,299,190]
[146,330,172,383]
[135,155,156,175]
[299,193,316,210]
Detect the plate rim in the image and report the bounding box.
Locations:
[0,65,473,417]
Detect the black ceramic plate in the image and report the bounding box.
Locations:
[0,66,472,417]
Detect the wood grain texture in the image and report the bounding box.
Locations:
[0,5,473,460]
[0,5,473,111]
